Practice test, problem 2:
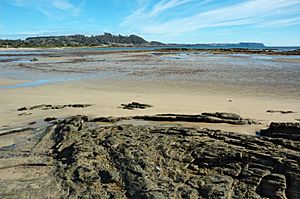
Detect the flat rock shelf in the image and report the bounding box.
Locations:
[0,115,299,199]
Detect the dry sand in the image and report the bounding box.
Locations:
[0,78,299,135]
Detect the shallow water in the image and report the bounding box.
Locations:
[0,79,52,89]
[160,53,194,60]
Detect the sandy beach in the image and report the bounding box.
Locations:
[1,49,300,131]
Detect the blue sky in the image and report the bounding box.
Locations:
[1,0,300,45]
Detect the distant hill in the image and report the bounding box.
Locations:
[236,42,266,48]
[0,34,265,49]
[0,33,164,48]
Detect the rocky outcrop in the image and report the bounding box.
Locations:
[259,122,300,141]
[48,116,299,198]
[133,112,256,125]
[1,116,299,198]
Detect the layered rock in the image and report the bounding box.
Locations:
[259,122,300,141]
[49,116,299,198]
[1,116,299,198]
[133,112,256,125]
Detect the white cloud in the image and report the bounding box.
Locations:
[9,0,84,17]
[258,15,300,27]
[121,0,300,35]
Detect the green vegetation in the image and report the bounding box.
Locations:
[0,33,163,48]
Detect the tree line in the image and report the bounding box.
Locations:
[0,33,163,48]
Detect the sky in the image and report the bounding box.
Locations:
[0,0,300,46]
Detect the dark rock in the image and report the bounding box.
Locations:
[30,58,39,61]
[286,172,300,199]
[18,112,32,116]
[68,104,92,108]
[73,165,99,184]
[134,112,255,125]
[17,107,27,111]
[89,117,119,123]
[99,170,118,184]
[28,121,36,125]
[2,115,299,198]
[259,122,300,141]
[120,102,152,110]
[45,116,299,198]
[256,173,287,199]
[30,104,51,110]
[267,110,296,114]
[44,117,57,122]
[202,112,241,120]
[197,175,234,199]
[17,104,92,111]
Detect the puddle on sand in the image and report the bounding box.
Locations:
[11,60,33,63]
[0,72,111,89]
[160,53,194,60]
